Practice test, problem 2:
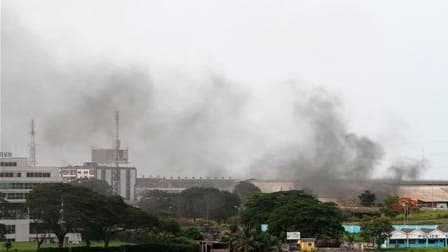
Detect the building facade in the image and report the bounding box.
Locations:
[386,227,448,248]
[135,177,237,200]
[0,156,62,242]
[60,147,137,202]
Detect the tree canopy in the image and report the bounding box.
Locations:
[233,181,261,204]
[241,190,344,239]
[27,183,158,248]
[176,187,240,221]
[138,190,177,217]
[138,187,241,221]
[358,190,376,207]
[360,217,393,249]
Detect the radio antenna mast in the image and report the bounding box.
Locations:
[29,119,37,166]
[112,111,121,195]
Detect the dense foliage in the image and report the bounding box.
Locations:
[138,190,177,217]
[241,190,344,239]
[232,181,261,204]
[225,225,280,252]
[38,242,199,252]
[381,195,401,217]
[27,183,158,248]
[360,217,393,249]
[138,187,241,222]
[177,187,241,221]
[358,190,376,207]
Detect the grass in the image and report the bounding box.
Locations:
[391,210,448,225]
[345,209,448,225]
[0,241,128,252]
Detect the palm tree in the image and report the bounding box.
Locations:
[229,225,260,252]
[228,225,280,252]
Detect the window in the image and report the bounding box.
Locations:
[5,225,15,234]
[0,182,41,189]
[0,203,28,219]
[0,162,17,167]
[6,193,27,200]
[26,172,50,178]
[0,172,14,177]
[0,172,21,177]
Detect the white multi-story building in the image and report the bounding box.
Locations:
[0,154,62,242]
[60,148,137,202]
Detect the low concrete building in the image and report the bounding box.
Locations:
[135,176,237,199]
[386,227,448,248]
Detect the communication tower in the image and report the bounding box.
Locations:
[29,119,37,166]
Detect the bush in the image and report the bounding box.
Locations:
[182,226,204,240]
[127,243,199,252]
[158,218,181,234]
[38,242,199,252]
[316,239,340,248]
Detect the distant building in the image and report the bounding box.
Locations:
[135,177,237,199]
[91,148,128,164]
[61,148,137,201]
[398,185,448,209]
[61,164,96,182]
[386,227,448,248]
[0,155,63,242]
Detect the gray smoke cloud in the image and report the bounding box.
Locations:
[1,11,427,183]
[388,158,428,180]
[249,89,384,181]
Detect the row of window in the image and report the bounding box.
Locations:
[0,203,28,219]
[0,172,18,177]
[4,225,15,234]
[0,172,51,178]
[4,193,28,200]
[0,162,17,167]
[26,172,51,178]
[0,183,41,189]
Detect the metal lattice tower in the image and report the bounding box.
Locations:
[112,111,121,194]
[29,119,37,166]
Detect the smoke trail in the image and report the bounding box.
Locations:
[249,88,384,181]
[388,158,428,180]
[1,11,428,184]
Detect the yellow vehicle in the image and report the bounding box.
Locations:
[299,238,316,251]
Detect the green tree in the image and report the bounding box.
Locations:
[227,225,279,252]
[233,181,261,204]
[241,190,344,239]
[360,217,393,250]
[158,218,181,235]
[27,183,95,248]
[177,187,240,222]
[358,190,376,207]
[380,195,401,217]
[80,194,158,247]
[27,183,159,248]
[138,190,178,217]
[182,226,204,240]
[228,225,262,252]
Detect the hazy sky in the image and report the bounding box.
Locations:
[1,0,447,179]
